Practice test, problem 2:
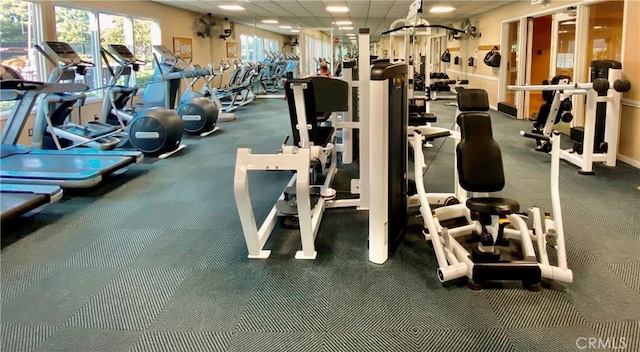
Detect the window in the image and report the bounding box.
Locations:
[98,14,159,87]
[242,35,279,63]
[586,1,624,64]
[241,34,256,62]
[132,18,159,86]
[264,38,279,56]
[98,13,131,86]
[52,6,160,98]
[303,34,331,77]
[1,0,43,113]
[54,6,99,96]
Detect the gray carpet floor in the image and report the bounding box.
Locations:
[1,96,639,352]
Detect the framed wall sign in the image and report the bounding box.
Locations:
[173,37,193,58]
[226,42,238,58]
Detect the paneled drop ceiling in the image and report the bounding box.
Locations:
[151,0,518,40]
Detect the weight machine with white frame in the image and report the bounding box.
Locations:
[508,66,631,174]
[412,89,573,288]
[234,76,363,260]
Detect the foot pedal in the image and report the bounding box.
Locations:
[276,199,298,216]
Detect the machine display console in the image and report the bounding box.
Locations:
[109,44,135,60]
[153,45,175,59]
[45,41,82,63]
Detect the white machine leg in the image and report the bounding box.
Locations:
[579,90,598,174]
[604,92,620,167]
[295,149,318,259]
[233,148,271,258]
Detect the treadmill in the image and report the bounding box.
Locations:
[0,66,143,188]
[1,183,62,220]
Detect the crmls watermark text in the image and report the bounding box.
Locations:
[576,337,627,350]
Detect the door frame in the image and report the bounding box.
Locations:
[497,0,612,119]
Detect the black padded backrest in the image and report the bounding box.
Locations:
[456,112,505,192]
[537,75,572,125]
[542,75,571,101]
[457,88,489,112]
[285,77,347,146]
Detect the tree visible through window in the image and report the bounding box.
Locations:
[54,6,98,96]
[132,18,157,86]
[1,0,42,112]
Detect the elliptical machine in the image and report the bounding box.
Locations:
[142,45,219,137]
[99,45,186,158]
[33,42,122,150]
[194,63,237,122]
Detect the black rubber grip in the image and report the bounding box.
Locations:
[613,79,631,93]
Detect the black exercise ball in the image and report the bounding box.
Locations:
[177,96,219,135]
[128,107,184,156]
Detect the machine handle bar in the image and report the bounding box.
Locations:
[520,131,551,142]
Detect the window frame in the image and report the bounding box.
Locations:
[52,3,161,101]
[0,0,45,119]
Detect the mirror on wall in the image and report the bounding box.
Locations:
[299,28,333,78]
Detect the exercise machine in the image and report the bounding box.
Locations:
[33,42,122,150]
[100,45,186,158]
[1,66,63,219]
[368,62,410,263]
[1,183,62,221]
[192,63,237,122]
[234,76,354,259]
[509,60,631,174]
[527,75,573,152]
[414,89,572,289]
[140,45,219,136]
[0,65,143,188]
[214,59,256,111]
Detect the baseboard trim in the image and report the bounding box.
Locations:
[617,154,640,169]
[621,99,640,108]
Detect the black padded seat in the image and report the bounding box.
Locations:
[285,77,348,147]
[466,197,519,216]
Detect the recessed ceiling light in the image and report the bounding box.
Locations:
[429,6,455,13]
[279,25,292,29]
[339,26,354,30]
[262,19,279,24]
[334,21,352,25]
[327,6,349,13]
[218,5,245,11]
[291,29,300,33]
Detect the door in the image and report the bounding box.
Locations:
[499,19,530,118]
[502,21,520,108]
[526,15,553,120]
[550,12,577,78]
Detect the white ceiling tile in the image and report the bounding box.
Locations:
[152,0,518,39]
